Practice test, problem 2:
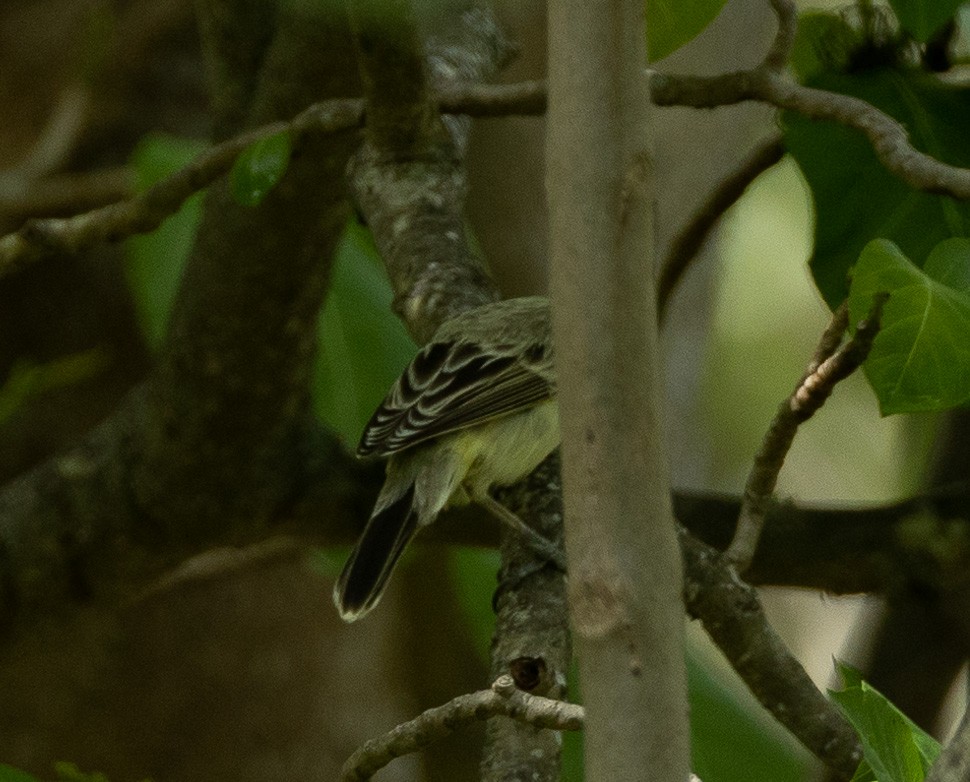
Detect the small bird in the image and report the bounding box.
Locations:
[333,296,560,621]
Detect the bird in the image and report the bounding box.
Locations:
[333,296,561,621]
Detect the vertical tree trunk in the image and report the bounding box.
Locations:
[546,0,691,779]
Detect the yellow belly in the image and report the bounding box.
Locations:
[455,399,560,502]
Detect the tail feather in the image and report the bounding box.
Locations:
[333,484,418,622]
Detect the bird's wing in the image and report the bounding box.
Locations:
[357,338,554,458]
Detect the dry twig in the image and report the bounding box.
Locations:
[338,675,583,782]
[725,298,886,571]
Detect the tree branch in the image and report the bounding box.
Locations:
[338,675,583,782]
[657,136,784,322]
[926,704,970,782]
[344,6,571,781]
[726,297,885,571]
[11,14,970,276]
[0,99,363,277]
[346,6,504,343]
[484,453,571,782]
[681,529,862,778]
[764,0,797,71]
[650,66,970,198]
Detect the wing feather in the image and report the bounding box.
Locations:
[357,338,554,458]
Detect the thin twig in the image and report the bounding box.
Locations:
[657,137,784,322]
[725,298,885,571]
[338,675,583,782]
[0,167,134,221]
[681,528,862,778]
[650,66,970,198]
[0,98,364,276]
[8,64,970,273]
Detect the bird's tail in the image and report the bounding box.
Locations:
[333,483,418,622]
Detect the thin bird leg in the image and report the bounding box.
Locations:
[478,493,566,571]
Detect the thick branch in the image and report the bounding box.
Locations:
[345,7,570,781]
[346,8,506,342]
[0,0,365,628]
[681,529,862,778]
[484,454,571,782]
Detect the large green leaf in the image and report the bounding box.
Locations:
[830,661,940,782]
[125,134,206,350]
[848,238,970,415]
[647,0,729,62]
[889,0,962,42]
[313,219,417,446]
[784,69,970,306]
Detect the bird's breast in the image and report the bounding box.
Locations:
[458,399,560,500]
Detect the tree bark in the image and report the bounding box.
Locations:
[546,0,690,779]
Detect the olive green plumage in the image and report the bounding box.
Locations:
[334,296,559,621]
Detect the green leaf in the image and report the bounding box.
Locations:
[789,12,861,82]
[0,764,42,782]
[647,0,729,62]
[229,131,292,207]
[830,661,941,782]
[313,219,417,446]
[688,654,811,781]
[53,763,109,782]
[849,760,878,782]
[784,69,970,306]
[126,134,206,350]
[888,0,961,43]
[848,238,970,415]
[0,349,109,424]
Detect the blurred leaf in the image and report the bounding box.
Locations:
[888,0,962,42]
[0,765,41,782]
[790,12,860,81]
[314,219,417,446]
[850,760,879,782]
[848,238,970,414]
[307,545,351,581]
[0,349,109,424]
[78,3,116,82]
[830,661,940,782]
[784,69,970,306]
[229,131,292,207]
[688,654,810,782]
[647,0,729,62]
[126,134,206,350]
[449,547,500,660]
[52,763,109,782]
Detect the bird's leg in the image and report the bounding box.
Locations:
[478,493,566,571]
